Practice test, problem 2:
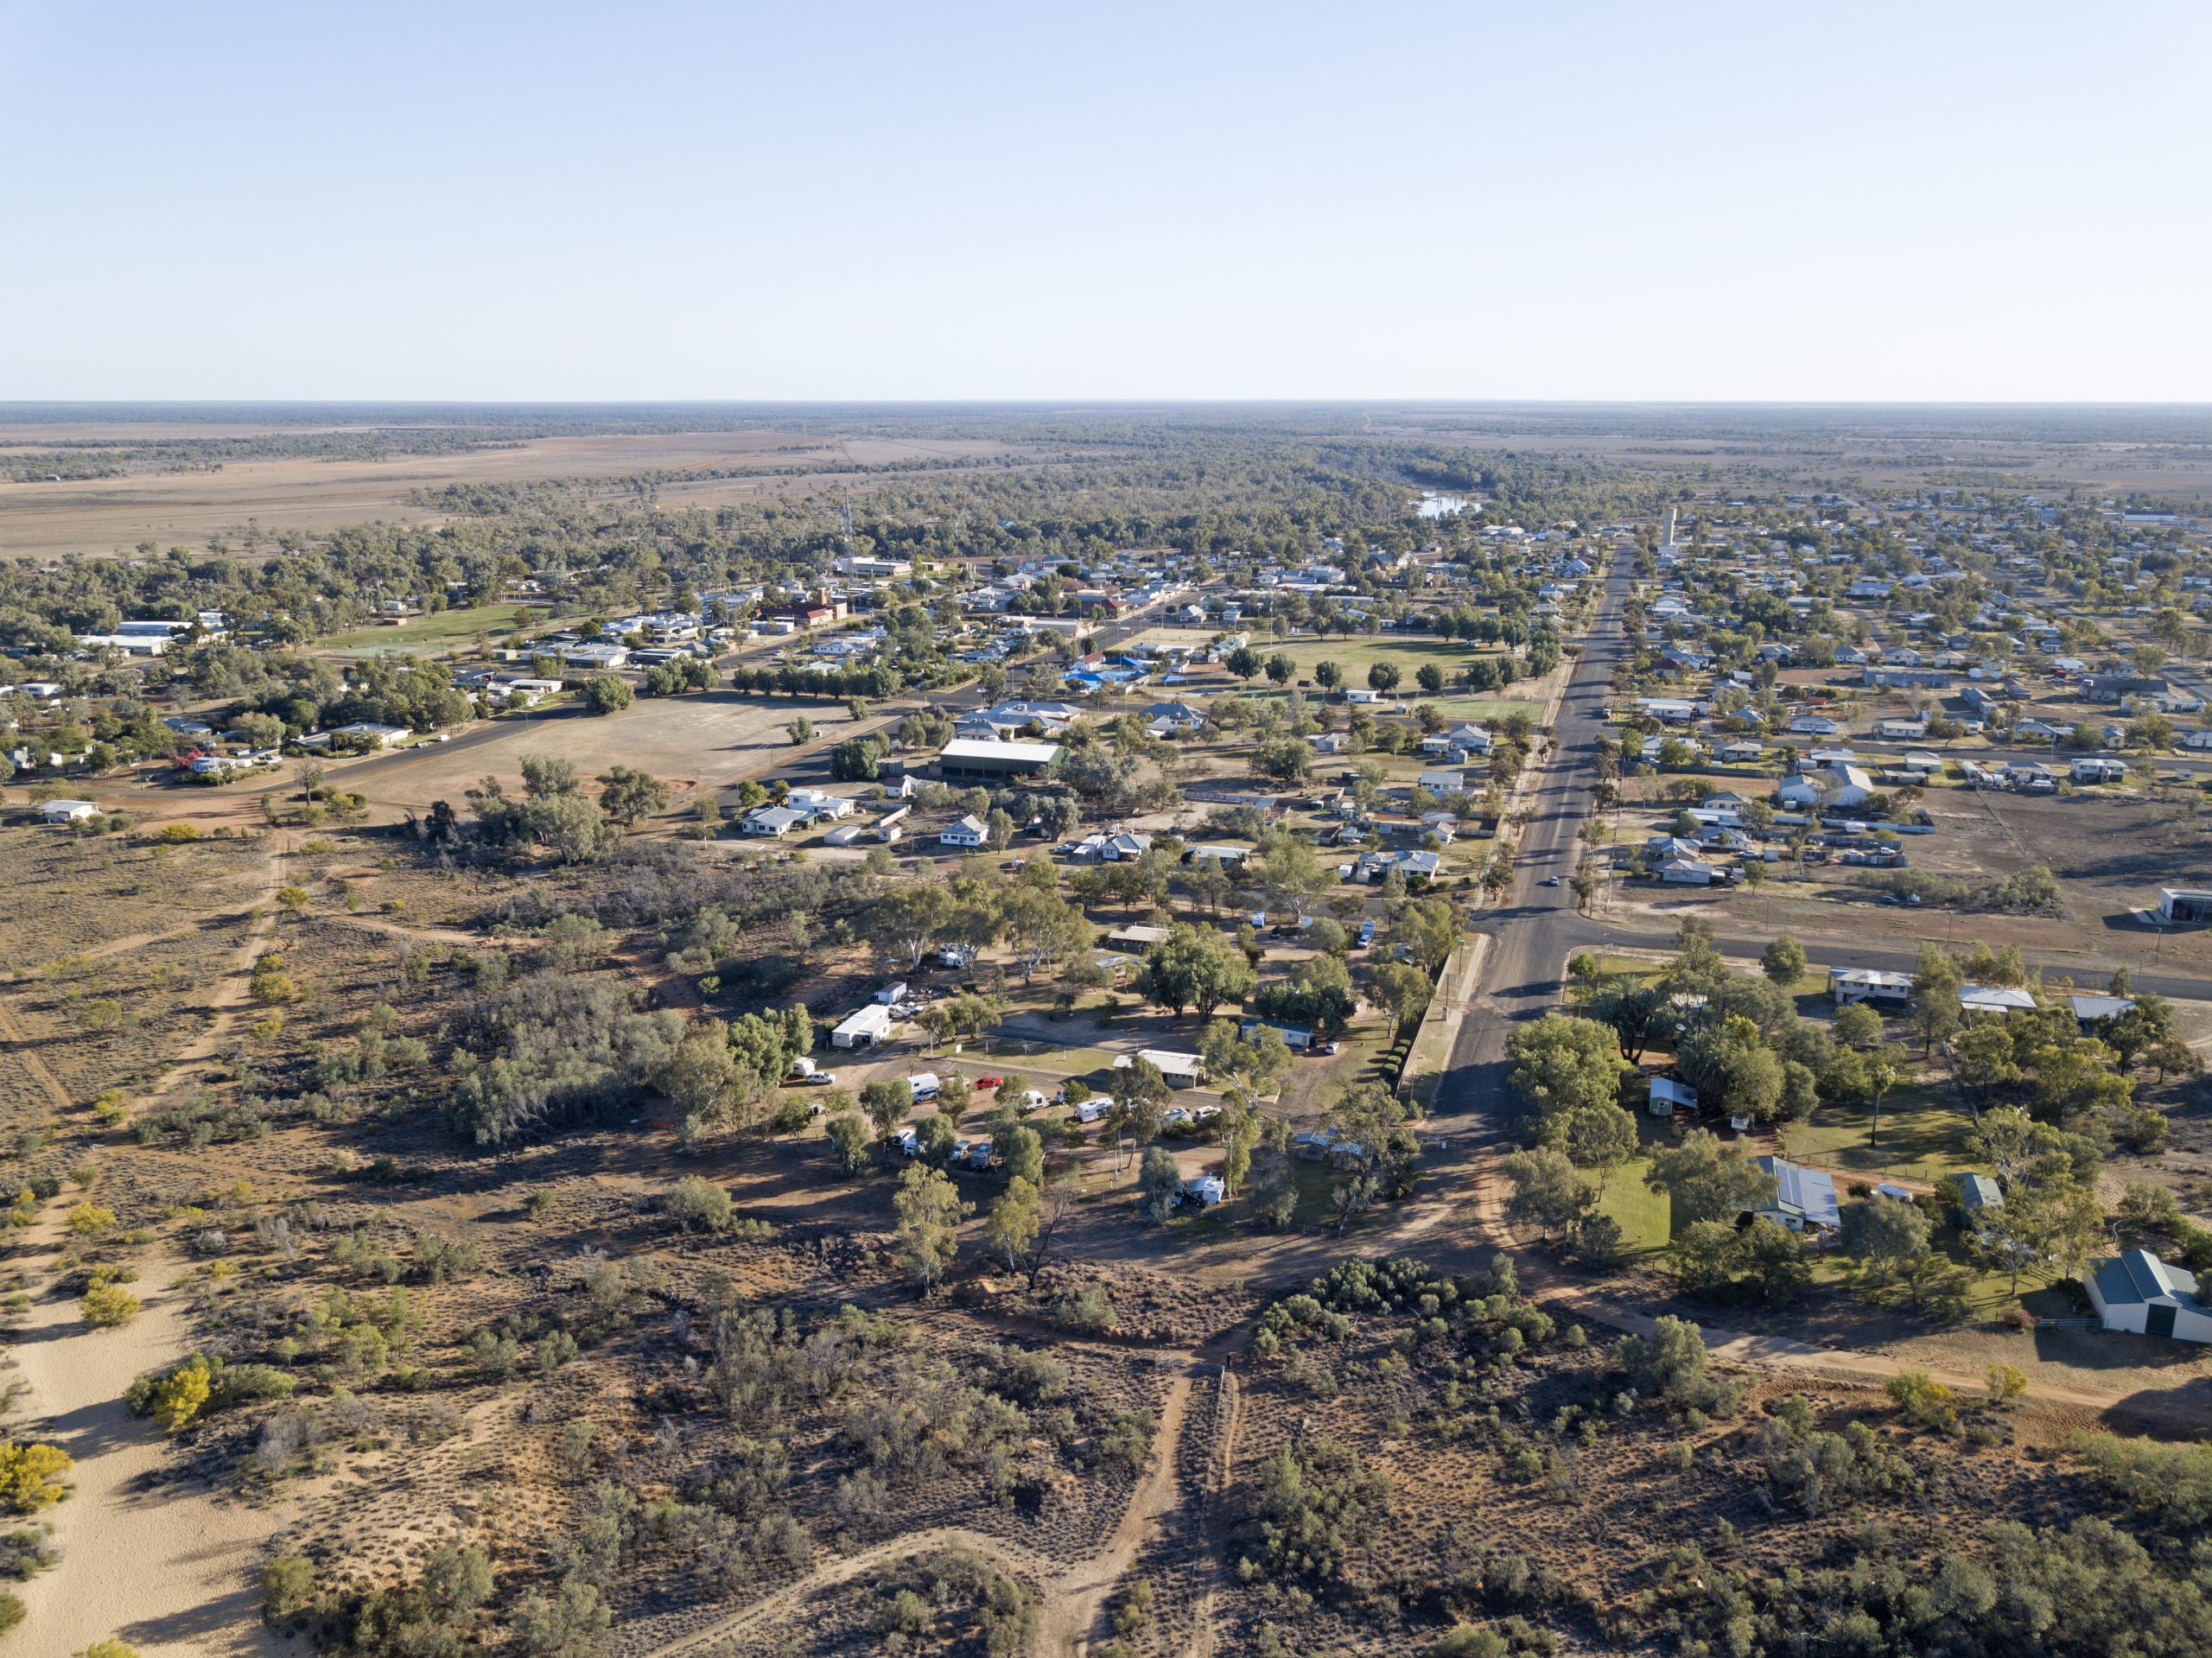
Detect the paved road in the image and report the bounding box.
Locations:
[1428,552,2212,1151]
[1430,548,1638,1140]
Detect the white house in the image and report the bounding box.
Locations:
[1660,857,1719,885]
[1959,984,2038,1016]
[1648,1076,1698,1117]
[38,799,98,823]
[2071,758,2127,785]
[2086,1248,2212,1344]
[940,814,990,848]
[831,1004,897,1050]
[743,806,810,837]
[1829,968,1912,1006]
[1115,1049,1204,1090]
[1777,765,1873,810]
[786,789,855,819]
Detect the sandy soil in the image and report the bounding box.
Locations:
[5,1213,298,1657]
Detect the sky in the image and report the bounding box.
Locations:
[3,1,2208,403]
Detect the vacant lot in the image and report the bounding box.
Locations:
[324,601,559,656]
[340,692,883,813]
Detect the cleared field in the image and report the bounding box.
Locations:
[1780,1083,1977,1185]
[1592,1154,1672,1255]
[0,429,1015,558]
[324,601,553,655]
[340,692,880,812]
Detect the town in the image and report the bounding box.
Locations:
[2,401,2210,1655]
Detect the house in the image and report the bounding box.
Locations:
[1786,715,1840,736]
[1776,765,1874,811]
[2158,888,2212,924]
[1115,1049,1204,1090]
[1661,857,1719,885]
[2085,1248,2212,1344]
[38,799,97,824]
[743,806,810,837]
[1310,733,1345,755]
[1749,1156,1840,1232]
[1415,768,1463,796]
[1103,924,1172,953]
[330,721,411,749]
[940,814,990,848]
[1872,718,1927,740]
[1648,1076,1698,1118]
[1242,1017,1314,1051]
[831,1004,897,1050]
[1350,848,1441,883]
[560,642,630,670]
[785,789,855,819]
[1719,739,1764,763]
[1950,1172,2003,1216]
[1829,968,1912,1006]
[2071,757,2128,784]
[1441,724,1492,755]
[1186,842,1252,873]
[1959,984,2038,1016]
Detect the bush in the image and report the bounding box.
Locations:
[262,1552,316,1616]
[660,1175,734,1233]
[79,1283,141,1327]
[0,1442,73,1513]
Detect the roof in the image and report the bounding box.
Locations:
[2069,994,2137,1023]
[1960,984,2037,1013]
[940,738,1062,765]
[1117,1049,1203,1077]
[834,1004,896,1034]
[2092,1248,2201,1308]
[1953,1172,2002,1210]
[1753,1156,1840,1229]
[1649,1077,1698,1106]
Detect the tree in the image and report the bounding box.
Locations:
[1313,660,1343,690]
[1200,1020,1291,1096]
[582,676,632,715]
[872,882,956,972]
[1252,734,1313,782]
[1645,1129,1777,1223]
[1368,962,1434,1038]
[1676,1014,1785,1124]
[1508,1015,1629,1128]
[862,1077,914,1137]
[825,1112,872,1174]
[512,1576,611,1657]
[1834,1002,1884,1048]
[1257,831,1331,922]
[1761,935,1807,988]
[1136,1147,1182,1223]
[1001,1122,1045,1185]
[830,736,884,781]
[893,1166,971,1290]
[1500,1147,1596,1242]
[785,715,815,745]
[1547,1102,1640,1196]
[1265,652,1295,685]
[1254,953,1359,1037]
[1367,662,1401,694]
[997,886,1090,985]
[1224,645,1262,683]
[1840,1194,1931,1288]
[1141,924,1256,1019]
[1416,663,1445,695]
[987,1177,1044,1267]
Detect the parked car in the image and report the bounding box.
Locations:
[972,1075,1003,1090]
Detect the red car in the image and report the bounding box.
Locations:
[973,1076,1003,1089]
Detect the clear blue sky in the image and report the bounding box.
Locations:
[3,1,2206,402]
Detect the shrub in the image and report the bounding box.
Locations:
[262,1552,316,1616]
[79,1284,141,1327]
[660,1175,733,1232]
[0,1442,73,1512]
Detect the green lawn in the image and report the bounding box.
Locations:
[1593,1155,1673,1257]
[325,602,550,656]
[1779,1083,1976,1185]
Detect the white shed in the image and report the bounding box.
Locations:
[2086,1248,2212,1344]
[831,1005,896,1050]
